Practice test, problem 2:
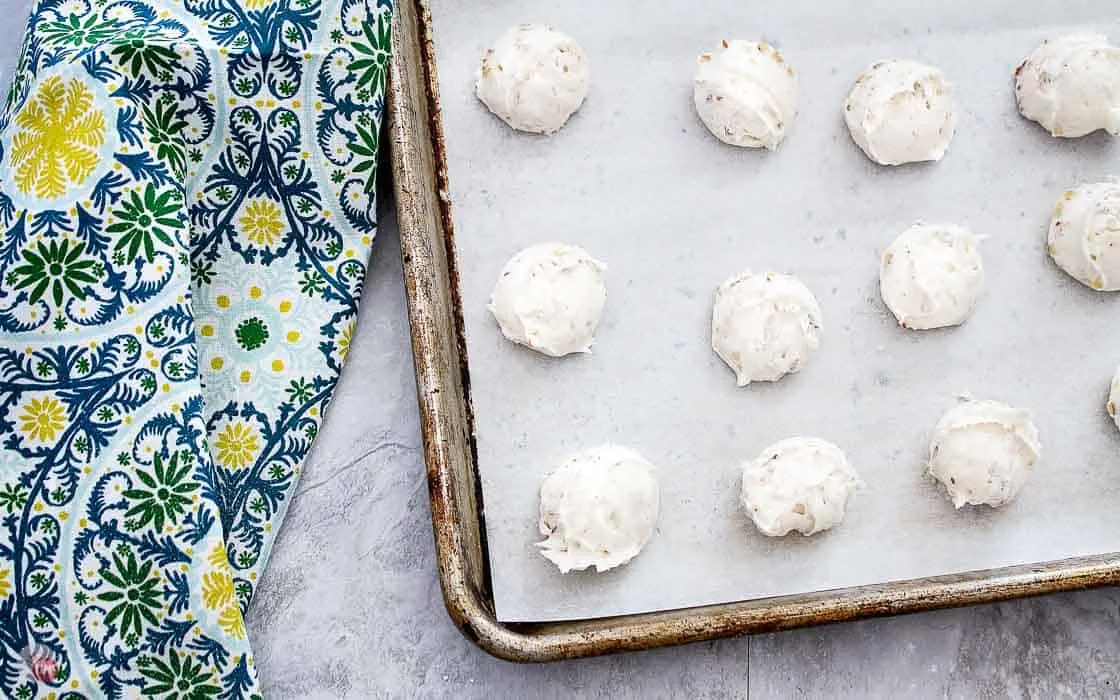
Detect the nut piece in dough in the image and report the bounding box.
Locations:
[844,59,957,166]
[489,242,606,357]
[880,223,985,330]
[693,39,799,150]
[740,437,863,537]
[537,445,660,573]
[1048,181,1120,291]
[711,271,822,386]
[475,24,590,135]
[1108,365,1120,431]
[1015,35,1120,138]
[928,399,1041,509]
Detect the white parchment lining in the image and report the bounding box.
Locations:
[429,0,1120,622]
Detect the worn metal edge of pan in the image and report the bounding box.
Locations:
[385,0,1120,663]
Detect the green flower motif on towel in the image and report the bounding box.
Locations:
[110,29,179,79]
[0,484,29,513]
[97,547,163,640]
[8,239,98,306]
[142,99,189,178]
[350,15,392,95]
[107,184,184,262]
[38,13,121,47]
[347,122,380,191]
[137,652,222,698]
[235,317,270,351]
[122,451,199,532]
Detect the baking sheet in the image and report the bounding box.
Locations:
[428,0,1120,623]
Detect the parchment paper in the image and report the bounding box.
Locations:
[428,0,1120,622]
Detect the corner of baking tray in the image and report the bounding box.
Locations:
[434,552,557,663]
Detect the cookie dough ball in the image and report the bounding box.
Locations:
[1015,35,1120,138]
[475,24,590,135]
[1048,181,1120,291]
[693,39,799,150]
[537,445,660,573]
[844,59,957,165]
[740,437,862,537]
[880,223,985,329]
[489,243,606,357]
[712,271,823,386]
[928,399,1041,509]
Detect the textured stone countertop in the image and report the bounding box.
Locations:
[0,19,1117,699]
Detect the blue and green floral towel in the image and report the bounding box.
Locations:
[0,0,391,693]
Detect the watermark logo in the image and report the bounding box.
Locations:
[22,645,60,684]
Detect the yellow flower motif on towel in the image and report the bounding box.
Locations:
[335,320,354,364]
[10,75,106,198]
[0,568,11,598]
[200,543,246,638]
[201,570,234,610]
[218,604,246,639]
[208,542,230,569]
[212,420,261,470]
[239,198,285,248]
[18,396,66,444]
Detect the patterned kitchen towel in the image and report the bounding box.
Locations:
[187,0,391,612]
[0,0,391,693]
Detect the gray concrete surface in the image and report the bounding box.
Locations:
[1,9,1119,698]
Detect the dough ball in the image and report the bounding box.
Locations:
[740,437,863,537]
[489,243,606,357]
[711,271,823,386]
[1015,34,1120,138]
[693,39,799,150]
[1048,181,1120,291]
[537,445,660,573]
[475,24,590,135]
[928,399,1041,509]
[844,59,957,166]
[880,223,985,330]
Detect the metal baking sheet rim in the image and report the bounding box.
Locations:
[385,0,1120,662]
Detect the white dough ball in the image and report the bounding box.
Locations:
[711,271,822,386]
[740,437,863,537]
[1015,34,1120,138]
[475,24,590,135]
[844,59,957,166]
[879,223,985,330]
[537,445,660,573]
[488,242,606,357]
[1048,181,1120,291]
[928,399,1041,509]
[693,39,799,150]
